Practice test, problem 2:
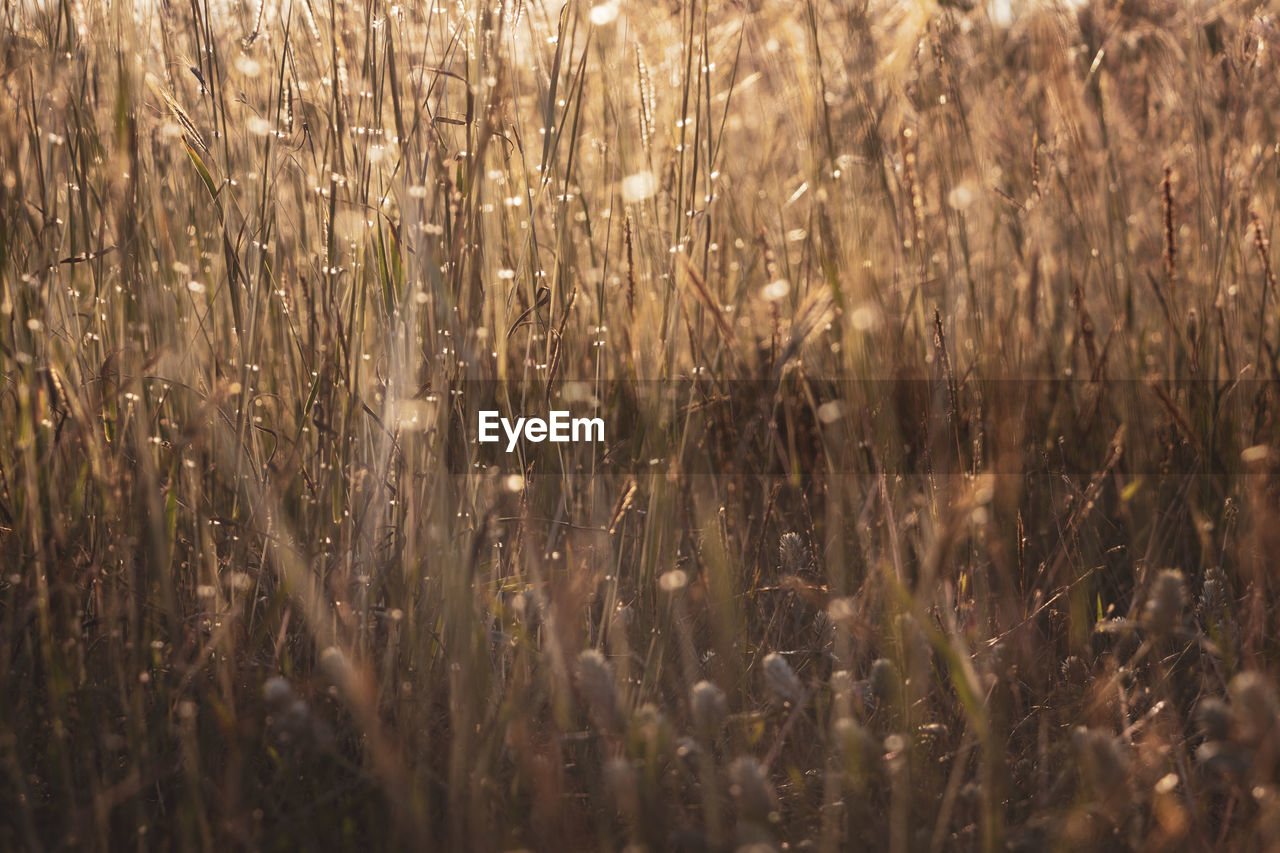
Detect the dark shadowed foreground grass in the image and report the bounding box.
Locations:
[5,0,1280,849]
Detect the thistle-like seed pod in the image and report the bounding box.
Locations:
[779,532,809,573]
[762,652,804,705]
[1060,655,1089,687]
[1199,567,1229,623]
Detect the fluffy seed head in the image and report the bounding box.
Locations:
[762,652,804,705]
[603,758,639,821]
[318,646,353,693]
[1196,739,1252,779]
[729,756,778,822]
[1142,569,1187,636]
[1229,672,1280,745]
[632,702,666,747]
[1072,727,1130,798]
[869,657,901,706]
[833,717,878,775]
[690,680,728,734]
[263,676,294,709]
[576,649,620,732]
[1196,697,1233,742]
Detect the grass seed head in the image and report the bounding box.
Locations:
[833,717,879,778]
[729,756,778,824]
[1142,569,1188,636]
[762,652,804,705]
[1229,672,1280,745]
[1196,697,1233,742]
[1072,727,1130,799]
[690,680,728,735]
[576,649,621,733]
[263,676,294,709]
[318,646,354,693]
[869,657,902,707]
[603,758,639,821]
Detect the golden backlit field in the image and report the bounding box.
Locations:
[5,0,1280,849]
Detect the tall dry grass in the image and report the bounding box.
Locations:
[4,0,1280,849]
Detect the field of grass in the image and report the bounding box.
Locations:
[5,0,1280,849]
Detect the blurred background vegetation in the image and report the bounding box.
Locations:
[4,0,1280,849]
